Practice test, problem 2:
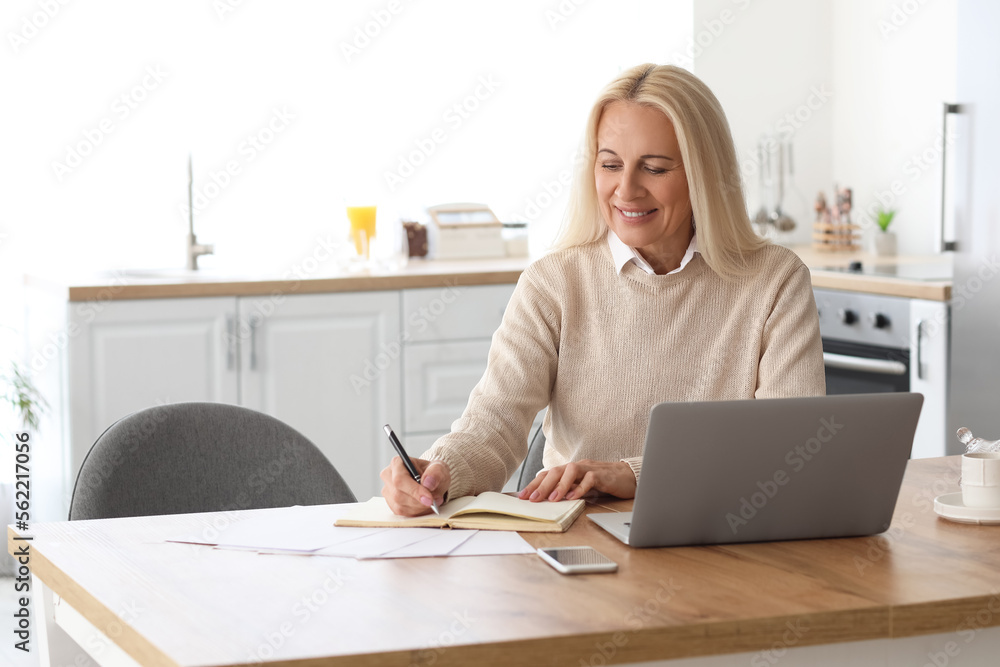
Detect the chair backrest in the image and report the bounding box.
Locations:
[517,421,547,491]
[69,402,356,520]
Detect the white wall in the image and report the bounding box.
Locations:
[693,0,834,248]
[694,0,957,256]
[831,0,957,256]
[0,0,692,283]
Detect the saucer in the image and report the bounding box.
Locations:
[934,492,1000,524]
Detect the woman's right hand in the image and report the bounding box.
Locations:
[379,456,451,516]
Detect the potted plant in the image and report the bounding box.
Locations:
[873,208,897,256]
[2,361,47,576]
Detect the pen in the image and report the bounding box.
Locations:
[383,424,440,515]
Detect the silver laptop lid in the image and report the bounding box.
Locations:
[626,393,923,548]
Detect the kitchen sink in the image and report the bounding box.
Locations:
[96,267,228,282]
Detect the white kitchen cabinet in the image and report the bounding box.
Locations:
[238,292,401,500]
[67,292,402,502]
[62,277,533,506]
[401,283,513,343]
[402,339,492,433]
[68,297,238,472]
[399,284,514,444]
[399,283,544,490]
[910,299,949,459]
[401,433,445,454]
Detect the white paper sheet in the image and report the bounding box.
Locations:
[316,527,446,558]
[448,530,535,557]
[314,528,533,559]
[166,504,356,552]
[357,529,478,559]
[164,503,536,559]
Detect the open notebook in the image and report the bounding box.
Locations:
[335,492,585,533]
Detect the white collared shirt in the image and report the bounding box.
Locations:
[607,229,698,276]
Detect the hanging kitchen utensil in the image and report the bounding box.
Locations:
[752,138,771,229]
[771,142,796,232]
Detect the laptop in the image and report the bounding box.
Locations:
[589,392,924,547]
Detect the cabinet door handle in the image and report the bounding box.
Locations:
[226,315,236,371]
[916,319,925,380]
[249,315,260,371]
[940,102,961,252]
[822,353,907,376]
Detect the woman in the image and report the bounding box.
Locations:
[381,64,825,516]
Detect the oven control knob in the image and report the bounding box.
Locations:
[870,313,891,329]
[838,308,858,325]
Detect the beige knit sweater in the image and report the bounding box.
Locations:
[422,240,826,498]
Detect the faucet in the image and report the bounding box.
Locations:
[187,233,214,271]
[186,154,214,270]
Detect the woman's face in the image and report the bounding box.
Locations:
[594,101,693,267]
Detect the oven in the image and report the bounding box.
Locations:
[813,274,950,459]
[814,289,912,396]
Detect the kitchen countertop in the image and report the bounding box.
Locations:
[794,245,952,301]
[29,257,532,302]
[35,245,952,303]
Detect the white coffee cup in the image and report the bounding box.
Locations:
[961,452,1000,508]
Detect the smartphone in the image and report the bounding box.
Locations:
[536,546,618,574]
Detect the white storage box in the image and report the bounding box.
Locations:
[427,203,506,259]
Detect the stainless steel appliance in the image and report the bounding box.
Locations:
[815,286,948,459]
[816,288,911,395]
[818,261,952,282]
[946,0,1000,453]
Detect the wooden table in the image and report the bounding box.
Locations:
[9,456,1000,666]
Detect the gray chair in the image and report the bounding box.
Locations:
[69,402,356,520]
[517,421,547,491]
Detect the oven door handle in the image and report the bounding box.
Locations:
[823,352,907,376]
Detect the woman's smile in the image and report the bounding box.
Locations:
[616,206,658,220]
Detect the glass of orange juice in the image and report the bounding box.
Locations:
[346,205,377,261]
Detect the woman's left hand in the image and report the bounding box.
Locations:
[517,459,637,502]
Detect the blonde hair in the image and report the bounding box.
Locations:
[552,64,767,277]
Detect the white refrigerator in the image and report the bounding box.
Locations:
[946,0,1000,450]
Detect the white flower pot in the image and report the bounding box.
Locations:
[873,231,897,257]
